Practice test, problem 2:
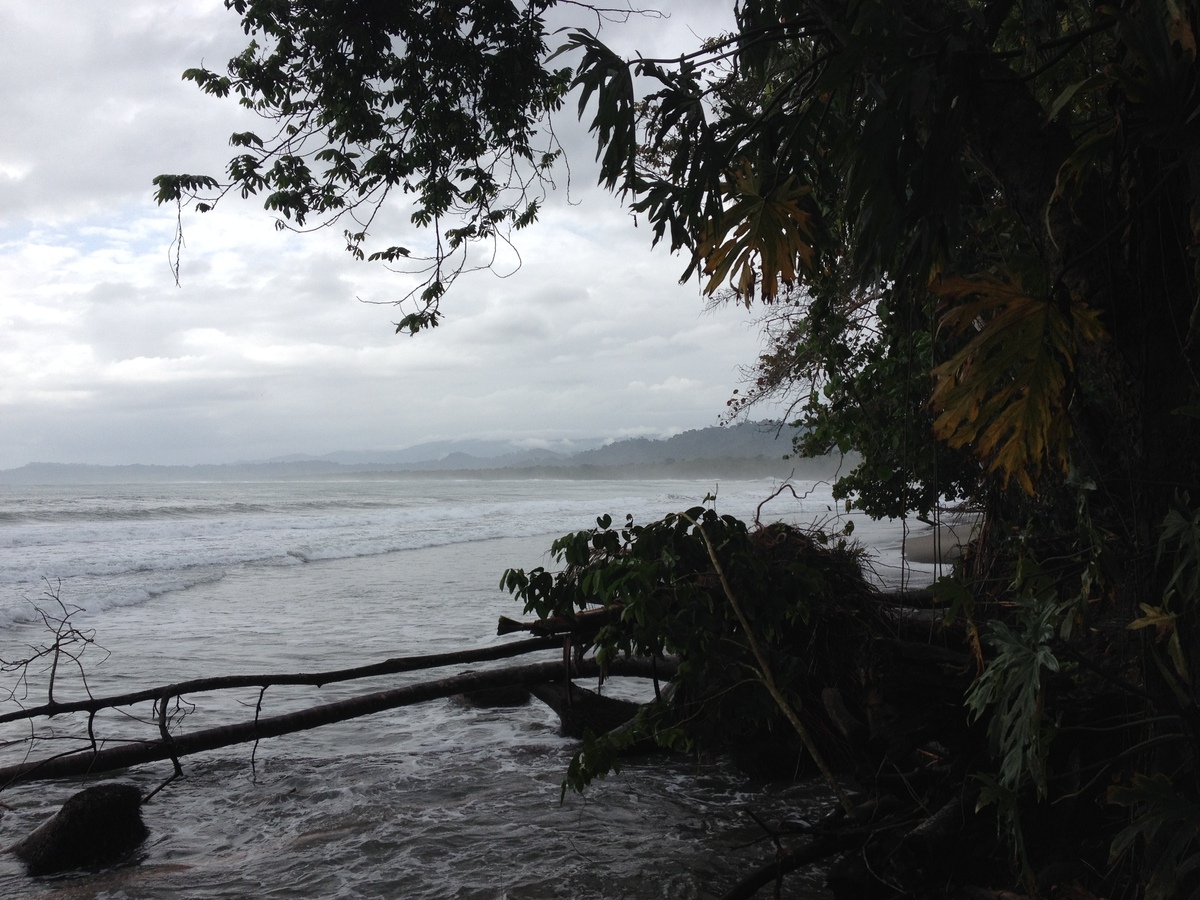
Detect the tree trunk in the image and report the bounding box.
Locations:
[0,637,561,726]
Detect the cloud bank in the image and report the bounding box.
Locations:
[0,1,777,468]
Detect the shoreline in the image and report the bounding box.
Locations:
[0,456,848,486]
[901,521,980,564]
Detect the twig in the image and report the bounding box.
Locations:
[156,694,185,783]
[143,767,182,804]
[250,685,267,783]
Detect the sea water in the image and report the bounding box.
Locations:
[0,477,939,898]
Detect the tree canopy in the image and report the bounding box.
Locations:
[157,0,1200,513]
[155,0,570,334]
[159,1,1200,896]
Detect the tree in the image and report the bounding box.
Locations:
[154,0,570,334]
[159,1,1200,896]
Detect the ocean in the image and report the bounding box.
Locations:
[0,476,936,898]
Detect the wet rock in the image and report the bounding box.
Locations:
[10,783,148,876]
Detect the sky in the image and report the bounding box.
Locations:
[0,1,780,469]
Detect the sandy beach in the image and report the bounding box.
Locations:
[901,520,979,564]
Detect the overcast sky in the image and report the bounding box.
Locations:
[0,1,781,469]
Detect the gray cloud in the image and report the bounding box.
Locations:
[0,1,779,469]
[0,3,254,223]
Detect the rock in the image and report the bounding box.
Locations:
[10,783,148,876]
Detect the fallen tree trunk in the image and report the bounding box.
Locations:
[527,680,642,738]
[0,656,662,786]
[497,606,619,637]
[0,636,561,725]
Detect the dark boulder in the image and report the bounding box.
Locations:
[10,783,148,876]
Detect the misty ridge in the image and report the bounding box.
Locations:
[0,422,848,485]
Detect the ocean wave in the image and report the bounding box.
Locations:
[0,478,841,630]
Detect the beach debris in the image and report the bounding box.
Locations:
[0,652,669,785]
[497,606,618,637]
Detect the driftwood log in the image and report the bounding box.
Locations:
[0,654,666,786]
[0,636,562,726]
[497,606,619,637]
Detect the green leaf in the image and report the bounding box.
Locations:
[1109,772,1200,900]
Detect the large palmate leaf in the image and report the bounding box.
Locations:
[965,584,1065,797]
[930,274,1106,494]
[695,160,817,302]
[565,29,639,193]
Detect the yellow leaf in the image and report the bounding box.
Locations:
[1128,602,1178,642]
[696,159,816,302]
[1168,1,1198,57]
[930,272,1106,494]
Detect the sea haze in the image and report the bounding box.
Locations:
[0,422,842,485]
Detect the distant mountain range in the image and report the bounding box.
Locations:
[260,436,609,466]
[0,422,846,485]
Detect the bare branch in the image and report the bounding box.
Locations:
[0,656,662,786]
[0,637,561,725]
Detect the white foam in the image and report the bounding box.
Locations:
[0,477,877,630]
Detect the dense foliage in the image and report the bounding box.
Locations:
[579,1,1199,521]
[562,16,1200,894]
[163,1,1200,896]
[501,508,874,791]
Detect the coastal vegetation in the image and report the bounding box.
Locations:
[148,1,1200,897]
